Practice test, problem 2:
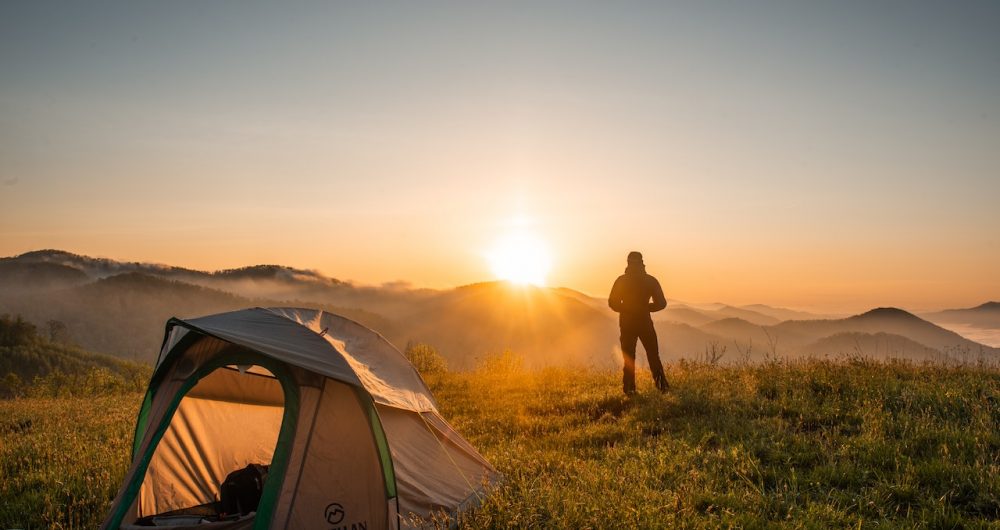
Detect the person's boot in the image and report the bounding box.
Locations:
[623,369,636,396]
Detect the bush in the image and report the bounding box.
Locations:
[0,372,23,398]
[404,341,449,375]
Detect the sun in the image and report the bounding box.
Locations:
[487,232,553,286]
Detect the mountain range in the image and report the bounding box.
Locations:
[1,249,997,367]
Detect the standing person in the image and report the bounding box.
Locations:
[608,251,669,395]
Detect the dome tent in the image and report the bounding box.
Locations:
[101,307,498,529]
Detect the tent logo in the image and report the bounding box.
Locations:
[324,503,345,525]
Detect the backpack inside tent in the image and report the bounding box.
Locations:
[101,307,499,529]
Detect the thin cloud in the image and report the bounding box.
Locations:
[2,177,19,186]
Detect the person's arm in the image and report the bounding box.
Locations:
[608,277,624,313]
[648,277,667,312]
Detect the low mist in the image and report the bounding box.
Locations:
[1,250,997,367]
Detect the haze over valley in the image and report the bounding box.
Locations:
[3,250,996,369]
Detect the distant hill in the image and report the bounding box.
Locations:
[0,260,90,293]
[711,306,781,326]
[919,302,1000,349]
[214,264,339,283]
[923,302,1000,329]
[682,308,999,361]
[6,249,204,280]
[2,249,997,366]
[659,305,779,327]
[0,271,397,362]
[652,322,729,362]
[696,317,816,360]
[773,308,996,356]
[0,314,149,397]
[698,318,778,358]
[3,249,366,304]
[659,306,719,327]
[701,318,772,344]
[800,332,943,362]
[0,273,250,359]
[550,287,614,315]
[394,281,619,369]
[738,303,836,321]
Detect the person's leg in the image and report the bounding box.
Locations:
[638,319,669,391]
[620,323,638,395]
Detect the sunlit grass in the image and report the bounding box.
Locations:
[3,359,1000,528]
[0,394,140,529]
[430,359,1000,529]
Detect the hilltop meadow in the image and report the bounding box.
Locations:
[3,348,1000,529]
[2,253,999,528]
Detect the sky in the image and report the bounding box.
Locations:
[1,1,998,312]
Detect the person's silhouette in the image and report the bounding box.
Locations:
[608,251,669,395]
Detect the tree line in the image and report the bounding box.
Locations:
[0,314,151,398]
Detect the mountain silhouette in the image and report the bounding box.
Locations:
[0,260,89,293]
[394,281,619,369]
[659,304,781,327]
[801,332,943,361]
[2,250,997,365]
[923,301,1000,329]
[652,322,729,362]
[0,270,393,362]
[7,249,203,279]
[738,303,838,321]
[711,306,781,326]
[659,306,720,327]
[772,308,994,356]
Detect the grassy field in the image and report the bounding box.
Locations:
[3,360,1000,529]
[0,394,138,529]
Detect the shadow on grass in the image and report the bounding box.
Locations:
[583,394,633,421]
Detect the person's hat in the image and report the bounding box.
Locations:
[627,251,643,263]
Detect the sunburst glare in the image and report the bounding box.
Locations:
[487,232,553,286]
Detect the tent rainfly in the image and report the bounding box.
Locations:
[101,307,499,529]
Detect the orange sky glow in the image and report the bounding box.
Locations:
[1,3,998,313]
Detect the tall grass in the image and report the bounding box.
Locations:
[2,359,999,528]
[432,359,1000,529]
[0,394,139,529]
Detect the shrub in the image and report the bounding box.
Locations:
[404,341,449,375]
[0,372,23,398]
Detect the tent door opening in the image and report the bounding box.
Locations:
[133,363,288,527]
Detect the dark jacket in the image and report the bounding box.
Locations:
[608,265,667,323]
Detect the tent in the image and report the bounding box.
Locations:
[101,307,498,529]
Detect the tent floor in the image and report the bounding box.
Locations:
[122,512,255,528]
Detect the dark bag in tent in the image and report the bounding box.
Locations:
[219,463,269,516]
